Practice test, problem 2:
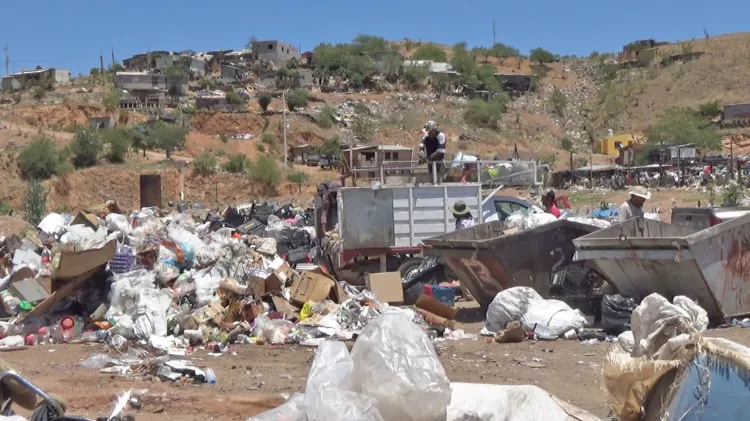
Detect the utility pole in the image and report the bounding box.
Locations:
[111,45,116,69]
[282,89,288,165]
[492,20,496,46]
[3,42,8,76]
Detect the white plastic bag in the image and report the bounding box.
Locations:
[253,315,295,345]
[351,312,451,421]
[246,393,307,421]
[484,287,542,333]
[304,341,383,421]
[631,293,708,359]
[447,383,591,421]
[106,213,131,236]
[485,287,585,337]
[521,298,587,337]
[618,330,635,354]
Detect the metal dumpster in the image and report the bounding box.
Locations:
[422,219,601,307]
[573,215,750,322]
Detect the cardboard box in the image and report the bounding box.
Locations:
[365,272,404,304]
[289,268,347,305]
[415,294,458,320]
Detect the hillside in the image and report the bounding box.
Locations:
[0,32,749,213]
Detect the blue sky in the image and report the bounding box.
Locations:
[1,0,748,76]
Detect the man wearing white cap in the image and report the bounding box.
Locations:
[617,186,651,224]
[419,120,447,180]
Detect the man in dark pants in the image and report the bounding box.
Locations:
[418,121,447,183]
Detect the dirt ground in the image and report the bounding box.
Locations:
[3,310,749,421]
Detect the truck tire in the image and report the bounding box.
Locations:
[397,258,424,280]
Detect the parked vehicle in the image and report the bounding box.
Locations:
[671,207,750,230]
[318,155,336,169]
[702,154,730,165]
[482,195,571,222]
[305,155,320,166]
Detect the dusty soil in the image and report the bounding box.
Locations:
[3,319,749,421]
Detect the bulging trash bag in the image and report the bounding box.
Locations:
[601,294,638,335]
[351,312,451,421]
[485,287,586,337]
[485,287,542,333]
[304,341,384,421]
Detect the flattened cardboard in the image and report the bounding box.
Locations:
[289,268,347,305]
[365,272,404,304]
[19,240,117,322]
[415,294,458,320]
[71,211,100,230]
[268,294,298,320]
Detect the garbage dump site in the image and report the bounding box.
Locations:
[0,196,749,421]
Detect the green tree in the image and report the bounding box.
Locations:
[19,137,67,180]
[192,152,218,176]
[463,98,508,130]
[110,63,124,72]
[276,67,301,89]
[559,137,574,151]
[69,127,102,168]
[351,35,390,56]
[151,122,188,158]
[551,88,567,117]
[352,116,375,142]
[698,100,722,117]
[24,179,47,226]
[258,93,272,112]
[382,53,404,83]
[403,65,430,90]
[262,132,276,145]
[348,72,365,90]
[32,86,46,101]
[491,43,520,65]
[411,43,448,62]
[317,106,336,129]
[286,89,309,111]
[103,88,121,112]
[530,47,555,65]
[318,136,343,158]
[287,170,310,193]
[450,42,476,75]
[131,127,153,157]
[102,128,131,163]
[90,68,100,77]
[249,155,283,196]
[223,153,251,173]
[468,64,505,96]
[431,74,451,94]
[226,91,246,104]
[164,66,186,77]
[647,107,721,151]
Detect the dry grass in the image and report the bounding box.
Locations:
[596,32,750,132]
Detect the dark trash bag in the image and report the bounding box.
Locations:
[252,204,275,224]
[601,294,637,335]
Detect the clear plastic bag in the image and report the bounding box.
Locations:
[252,315,294,345]
[351,312,451,421]
[484,287,542,333]
[304,341,384,421]
[246,393,307,421]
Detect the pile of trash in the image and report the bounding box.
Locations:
[0,202,439,379]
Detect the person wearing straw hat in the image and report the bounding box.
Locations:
[450,200,475,230]
[617,186,651,224]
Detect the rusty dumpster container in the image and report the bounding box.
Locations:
[422,219,601,308]
[573,215,750,322]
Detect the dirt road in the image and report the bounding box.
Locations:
[3,323,749,421]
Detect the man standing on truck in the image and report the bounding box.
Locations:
[319,172,353,235]
[419,121,447,182]
[617,187,651,223]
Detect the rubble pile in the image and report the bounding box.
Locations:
[0,203,436,380]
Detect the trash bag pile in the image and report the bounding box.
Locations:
[0,202,431,365]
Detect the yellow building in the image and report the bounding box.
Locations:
[600,133,637,156]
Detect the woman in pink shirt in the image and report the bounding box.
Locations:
[542,190,561,218]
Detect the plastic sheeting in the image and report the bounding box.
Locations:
[447,383,600,421]
[484,287,587,337]
[631,293,708,359]
[105,269,173,340]
[351,312,451,421]
[246,393,307,421]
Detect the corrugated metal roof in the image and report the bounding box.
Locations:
[343,145,413,152]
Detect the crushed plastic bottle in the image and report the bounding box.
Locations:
[204,368,216,384]
[532,323,558,341]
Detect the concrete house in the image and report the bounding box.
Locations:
[251,40,300,62]
[154,53,177,71]
[115,72,188,94]
[1,68,71,90]
[88,116,116,130]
